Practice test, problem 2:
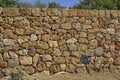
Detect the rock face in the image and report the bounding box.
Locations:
[0,8,120,76]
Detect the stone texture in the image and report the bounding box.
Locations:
[3,8,19,16]
[3,39,14,46]
[28,47,36,56]
[18,49,28,56]
[68,44,77,51]
[89,39,98,49]
[9,51,18,61]
[42,54,52,62]
[114,56,120,65]
[20,56,32,65]
[25,66,35,75]
[30,34,37,41]
[37,62,46,72]
[48,41,59,47]
[95,47,104,56]
[50,65,60,73]
[53,56,65,64]
[66,38,77,44]
[53,48,62,56]
[66,64,76,73]
[61,23,71,29]
[33,54,39,65]
[8,59,19,68]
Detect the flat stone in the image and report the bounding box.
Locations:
[3,8,19,16]
[3,39,14,46]
[79,32,87,38]
[39,70,50,76]
[15,28,24,35]
[71,51,80,58]
[61,22,71,29]
[20,56,32,65]
[89,39,98,49]
[95,47,104,56]
[53,56,65,64]
[42,54,52,62]
[62,51,70,57]
[68,44,77,51]
[74,23,82,30]
[78,38,88,44]
[83,25,92,29]
[8,59,19,68]
[114,56,120,65]
[18,49,28,56]
[66,38,77,44]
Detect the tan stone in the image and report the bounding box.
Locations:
[0,27,4,33]
[77,10,89,16]
[37,62,46,72]
[68,9,77,16]
[60,64,66,71]
[4,29,14,38]
[32,8,40,16]
[33,54,39,65]
[99,10,105,17]
[20,56,32,65]
[111,10,118,18]
[15,28,24,35]
[3,8,20,16]
[45,62,53,68]
[53,56,65,64]
[62,9,69,16]
[66,64,75,73]
[89,10,98,17]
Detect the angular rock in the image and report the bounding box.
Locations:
[53,48,62,56]
[53,56,65,64]
[18,49,28,56]
[61,23,71,29]
[66,64,76,73]
[3,8,19,16]
[37,62,46,72]
[50,64,60,73]
[95,47,104,56]
[48,41,59,48]
[68,44,77,51]
[20,56,32,65]
[8,59,19,68]
[78,38,88,44]
[89,39,98,49]
[9,51,18,61]
[42,54,52,62]
[79,32,87,38]
[3,39,14,46]
[3,52,10,61]
[39,70,50,76]
[66,38,77,44]
[25,66,35,75]
[30,34,37,41]
[45,62,52,68]
[15,28,24,35]
[28,47,36,56]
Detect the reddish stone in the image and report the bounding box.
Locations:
[25,66,35,75]
[28,47,36,56]
[115,43,120,50]
[0,61,8,68]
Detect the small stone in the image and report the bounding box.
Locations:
[110,43,115,52]
[114,56,120,65]
[62,51,70,57]
[53,56,65,64]
[3,39,14,46]
[3,52,10,61]
[8,59,19,68]
[83,25,92,29]
[41,34,50,41]
[79,32,87,38]
[40,70,50,76]
[66,64,75,73]
[107,28,115,34]
[25,66,35,75]
[0,61,8,68]
[53,48,62,56]
[61,22,71,29]
[78,38,88,44]
[60,64,66,71]
[48,41,59,47]
[95,47,104,56]
[20,56,32,65]
[71,57,80,65]
[71,51,80,58]
[18,49,28,56]
[42,54,52,62]
[28,47,36,56]
[33,54,39,65]
[37,41,49,50]
[15,28,24,35]
[30,34,37,41]
[9,51,18,61]
[32,8,40,16]
[89,39,98,49]
[68,44,77,51]
[50,64,60,73]
[66,38,77,44]
[37,62,46,72]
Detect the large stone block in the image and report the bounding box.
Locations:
[20,56,32,65]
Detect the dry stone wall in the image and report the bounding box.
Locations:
[0,8,120,77]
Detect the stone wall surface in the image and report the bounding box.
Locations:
[0,8,120,77]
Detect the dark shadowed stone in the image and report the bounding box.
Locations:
[50,64,60,73]
[28,47,36,56]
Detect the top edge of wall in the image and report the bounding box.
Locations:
[0,7,120,17]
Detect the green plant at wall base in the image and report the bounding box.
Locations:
[11,71,24,80]
[0,0,16,7]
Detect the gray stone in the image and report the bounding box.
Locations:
[42,54,52,62]
[107,28,115,34]
[66,38,77,44]
[61,22,71,29]
[95,47,104,56]
[75,23,82,30]
[18,49,28,56]
[68,44,77,51]
[8,59,19,68]
[30,34,37,41]
[9,51,18,61]
[3,39,14,46]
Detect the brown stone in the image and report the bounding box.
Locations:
[28,47,36,56]
[0,27,4,33]
[20,8,32,15]
[3,8,20,16]
[53,56,65,64]
[0,61,8,68]
[111,10,118,18]
[37,62,46,72]
[15,28,24,35]
[25,66,35,75]
[20,56,32,65]
[68,9,77,16]
[89,10,98,17]
[50,64,60,73]
[77,10,89,17]
[4,29,14,38]
[45,62,53,68]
